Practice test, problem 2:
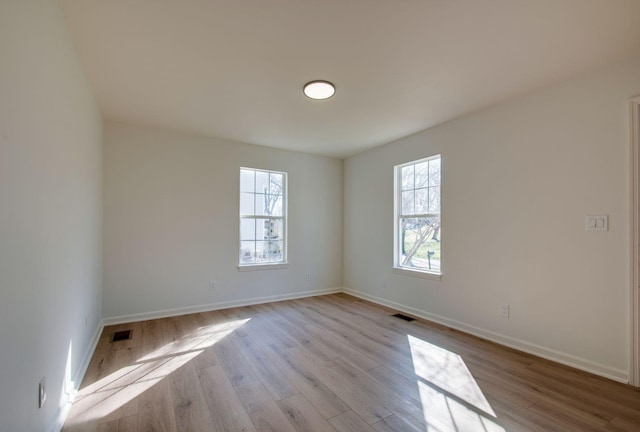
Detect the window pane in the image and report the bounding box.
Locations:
[400,217,441,271]
[267,194,282,216]
[257,218,283,240]
[255,193,267,216]
[240,193,254,215]
[263,194,279,216]
[267,240,284,262]
[402,190,414,215]
[401,165,414,191]
[255,241,268,263]
[256,218,267,240]
[240,218,255,240]
[429,158,441,186]
[268,219,283,240]
[256,171,269,194]
[415,188,428,214]
[429,186,441,212]
[240,169,255,193]
[415,162,429,188]
[240,241,255,264]
[269,173,283,195]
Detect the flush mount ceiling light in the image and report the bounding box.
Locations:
[303,80,335,100]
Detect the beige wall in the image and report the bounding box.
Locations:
[0,1,103,431]
[344,56,640,382]
[103,121,343,320]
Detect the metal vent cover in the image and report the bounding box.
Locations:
[392,313,415,322]
[111,329,132,342]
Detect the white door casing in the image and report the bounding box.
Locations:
[630,96,640,386]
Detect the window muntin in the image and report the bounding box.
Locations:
[395,155,441,274]
[239,168,287,266]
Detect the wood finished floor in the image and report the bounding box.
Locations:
[63,294,640,432]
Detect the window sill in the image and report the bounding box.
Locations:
[393,266,441,281]
[238,263,289,272]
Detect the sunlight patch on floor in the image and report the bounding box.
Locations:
[64,317,250,427]
[137,318,250,362]
[65,351,199,425]
[408,335,505,431]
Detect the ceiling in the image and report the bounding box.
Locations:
[59,0,640,158]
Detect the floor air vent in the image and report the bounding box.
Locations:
[392,313,415,322]
[111,330,132,342]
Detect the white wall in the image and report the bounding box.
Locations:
[0,2,103,431]
[103,122,343,320]
[344,56,640,382]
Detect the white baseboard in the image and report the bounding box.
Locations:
[343,287,629,384]
[75,319,105,387]
[103,288,342,325]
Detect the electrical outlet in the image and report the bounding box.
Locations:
[38,377,46,408]
[209,281,216,293]
[305,273,311,282]
[585,215,608,231]
[499,304,510,318]
[381,279,387,290]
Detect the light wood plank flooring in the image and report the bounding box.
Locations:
[63,294,640,431]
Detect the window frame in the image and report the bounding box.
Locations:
[393,155,442,280]
[238,167,288,271]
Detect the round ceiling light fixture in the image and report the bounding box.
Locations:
[303,80,335,100]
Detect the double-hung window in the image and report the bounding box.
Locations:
[394,155,441,276]
[239,167,287,269]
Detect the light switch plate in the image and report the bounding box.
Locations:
[585,215,608,231]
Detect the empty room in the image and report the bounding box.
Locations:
[3,0,640,431]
